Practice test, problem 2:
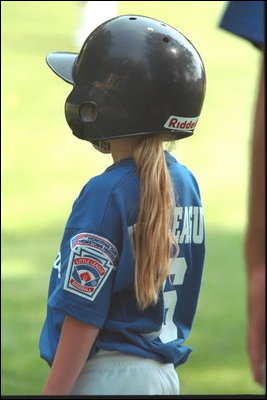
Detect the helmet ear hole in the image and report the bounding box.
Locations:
[79,102,98,122]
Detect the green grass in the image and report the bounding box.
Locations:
[1,1,264,395]
[179,229,256,395]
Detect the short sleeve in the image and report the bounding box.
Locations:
[48,177,121,328]
[219,1,264,47]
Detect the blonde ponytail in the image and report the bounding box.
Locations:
[132,136,178,310]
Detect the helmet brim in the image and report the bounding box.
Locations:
[46,52,78,84]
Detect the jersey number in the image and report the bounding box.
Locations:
[159,257,187,343]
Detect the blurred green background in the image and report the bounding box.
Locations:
[1,1,264,395]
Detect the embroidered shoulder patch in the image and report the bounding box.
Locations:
[70,232,118,263]
[64,233,118,301]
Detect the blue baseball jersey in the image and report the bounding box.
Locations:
[39,151,205,367]
[219,1,264,47]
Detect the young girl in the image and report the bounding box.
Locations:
[40,15,206,395]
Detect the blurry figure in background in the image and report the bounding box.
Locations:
[75,1,118,47]
[219,0,265,387]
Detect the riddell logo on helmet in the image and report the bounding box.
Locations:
[164,116,199,131]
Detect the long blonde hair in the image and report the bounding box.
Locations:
[132,135,178,310]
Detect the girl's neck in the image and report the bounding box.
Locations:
[110,137,139,162]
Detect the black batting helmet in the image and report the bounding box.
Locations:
[46,15,206,146]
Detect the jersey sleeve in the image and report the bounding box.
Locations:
[48,176,121,328]
[219,1,264,48]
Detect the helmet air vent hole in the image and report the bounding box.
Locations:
[161,23,166,27]
[79,103,98,122]
[129,17,137,20]
[162,37,169,43]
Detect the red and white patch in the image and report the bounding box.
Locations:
[70,233,118,263]
[64,242,116,301]
[164,115,199,131]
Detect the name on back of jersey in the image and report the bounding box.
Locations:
[172,206,204,244]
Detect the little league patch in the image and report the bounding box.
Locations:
[64,245,115,301]
[70,232,118,263]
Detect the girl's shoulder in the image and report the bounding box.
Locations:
[77,157,139,206]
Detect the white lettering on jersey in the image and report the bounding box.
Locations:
[129,206,203,343]
[172,206,204,244]
[159,257,187,343]
[53,252,61,279]
[140,257,188,343]
[159,208,203,342]
[139,207,203,343]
